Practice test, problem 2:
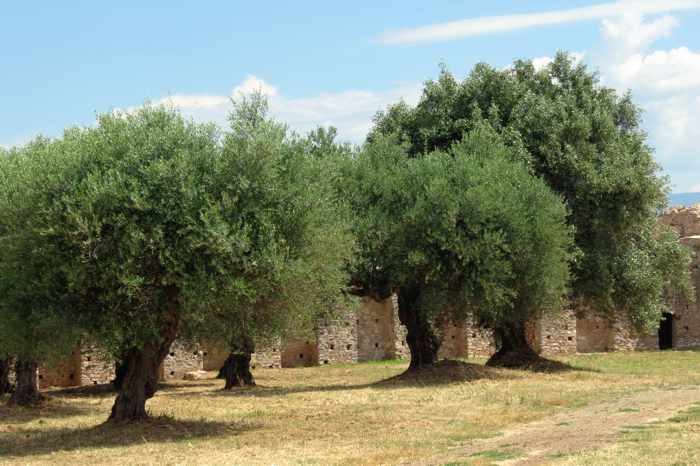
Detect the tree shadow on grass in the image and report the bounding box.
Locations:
[48,382,116,399]
[0,395,95,425]
[180,360,520,399]
[157,381,220,392]
[48,380,220,399]
[486,355,600,374]
[0,414,258,459]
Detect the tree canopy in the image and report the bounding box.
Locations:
[0,104,352,420]
[370,52,693,331]
[0,139,84,404]
[186,95,355,388]
[345,128,573,368]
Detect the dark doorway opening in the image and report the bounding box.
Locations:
[659,312,674,350]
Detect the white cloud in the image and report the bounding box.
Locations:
[531,52,585,71]
[607,47,700,94]
[602,13,678,54]
[592,12,700,192]
[691,183,700,192]
[232,75,278,98]
[379,0,700,45]
[142,76,421,144]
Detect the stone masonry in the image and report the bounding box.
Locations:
[318,306,358,365]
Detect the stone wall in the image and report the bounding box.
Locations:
[609,317,658,351]
[438,320,468,359]
[80,344,115,386]
[532,310,578,356]
[662,207,700,349]
[162,340,203,379]
[318,306,358,365]
[39,347,82,388]
[391,295,410,360]
[281,337,319,368]
[252,340,282,369]
[201,340,229,372]
[661,206,700,237]
[673,235,700,348]
[576,314,613,352]
[357,297,399,361]
[466,318,496,358]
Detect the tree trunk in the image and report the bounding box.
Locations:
[9,359,42,405]
[112,359,128,391]
[108,291,180,423]
[486,320,540,368]
[221,334,255,389]
[0,358,12,395]
[398,286,439,371]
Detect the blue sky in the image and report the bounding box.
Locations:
[2,1,699,191]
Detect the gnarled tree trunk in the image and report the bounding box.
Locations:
[398,286,440,371]
[9,359,42,405]
[112,358,128,391]
[220,334,255,389]
[486,320,539,368]
[108,290,181,423]
[0,358,12,395]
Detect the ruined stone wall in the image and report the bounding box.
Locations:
[533,311,578,356]
[162,340,203,379]
[201,338,282,370]
[251,339,282,369]
[391,295,410,360]
[318,306,358,365]
[576,314,613,352]
[201,340,229,372]
[281,338,319,368]
[466,317,496,358]
[661,207,700,237]
[438,320,468,360]
[80,344,115,386]
[610,317,658,351]
[39,347,82,388]
[661,208,700,348]
[673,236,700,348]
[357,297,398,361]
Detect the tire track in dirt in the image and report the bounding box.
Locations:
[426,385,700,465]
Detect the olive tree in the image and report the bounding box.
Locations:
[346,129,573,369]
[0,140,83,404]
[188,96,353,389]
[7,105,348,422]
[370,53,693,363]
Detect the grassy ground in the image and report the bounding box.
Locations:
[1,351,700,465]
[554,400,700,466]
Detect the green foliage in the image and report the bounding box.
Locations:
[615,221,694,332]
[346,128,573,328]
[0,102,352,362]
[0,139,82,363]
[188,95,354,345]
[371,52,693,328]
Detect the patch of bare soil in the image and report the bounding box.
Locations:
[428,385,700,465]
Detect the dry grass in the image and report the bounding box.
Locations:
[1,351,700,465]
[553,400,700,465]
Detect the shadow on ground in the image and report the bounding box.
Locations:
[48,383,116,399]
[0,396,92,425]
[485,352,601,374]
[0,415,257,459]
[177,360,523,399]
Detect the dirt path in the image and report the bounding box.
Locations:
[427,385,700,465]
